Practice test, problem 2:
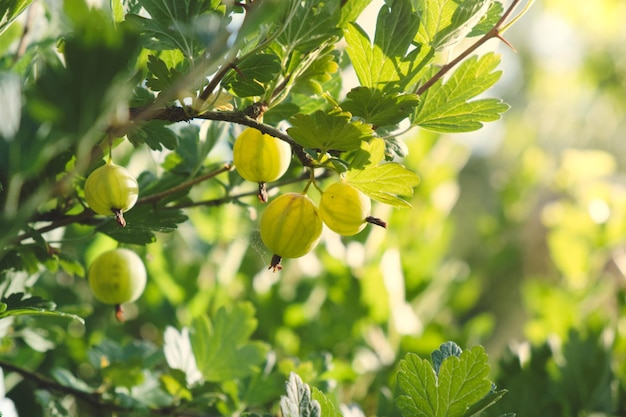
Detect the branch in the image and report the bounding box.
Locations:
[128,106,315,167]
[415,0,525,96]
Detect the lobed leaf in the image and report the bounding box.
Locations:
[342,87,420,127]
[346,163,420,208]
[280,373,321,417]
[288,108,373,152]
[190,303,269,382]
[396,345,495,417]
[413,53,509,132]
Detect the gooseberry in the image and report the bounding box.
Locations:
[320,181,371,236]
[88,248,147,322]
[260,192,323,271]
[233,127,291,202]
[84,161,139,227]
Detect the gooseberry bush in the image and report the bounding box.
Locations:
[0,0,534,416]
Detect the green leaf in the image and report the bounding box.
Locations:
[413,53,509,132]
[0,292,84,323]
[221,53,281,98]
[344,0,433,92]
[461,388,508,417]
[348,137,386,170]
[413,0,493,50]
[127,120,179,151]
[280,373,321,417]
[288,108,373,152]
[346,163,420,208]
[111,0,124,22]
[190,302,269,382]
[145,54,184,93]
[396,345,494,417]
[469,1,503,37]
[0,0,32,35]
[342,87,420,127]
[311,387,342,417]
[338,0,370,28]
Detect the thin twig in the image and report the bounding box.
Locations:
[137,164,233,206]
[415,0,523,96]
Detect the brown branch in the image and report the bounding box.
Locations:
[415,0,523,96]
[127,106,315,167]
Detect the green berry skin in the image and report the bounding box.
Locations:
[233,128,291,183]
[84,162,139,216]
[88,248,147,305]
[320,182,371,236]
[260,193,323,259]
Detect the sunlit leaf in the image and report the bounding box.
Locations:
[346,163,420,208]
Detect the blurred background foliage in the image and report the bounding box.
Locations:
[2,0,626,416]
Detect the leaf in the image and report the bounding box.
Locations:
[469,1,503,37]
[346,163,420,208]
[0,0,32,35]
[221,53,281,97]
[0,292,84,323]
[343,0,432,92]
[127,120,179,151]
[277,0,342,53]
[190,302,269,382]
[96,205,188,245]
[163,326,203,386]
[280,373,321,417]
[396,345,494,417]
[145,54,184,93]
[348,137,386,170]
[341,87,420,127]
[311,387,342,417]
[414,0,493,50]
[288,108,373,152]
[413,53,509,132]
[432,341,463,375]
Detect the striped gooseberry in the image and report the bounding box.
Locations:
[260,192,323,271]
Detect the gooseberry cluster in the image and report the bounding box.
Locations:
[83,158,146,319]
[232,127,386,271]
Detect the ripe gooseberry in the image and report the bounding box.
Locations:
[320,181,388,236]
[84,161,139,227]
[260,192,323,271]
[88,248,147,322]
[233,127,291,203]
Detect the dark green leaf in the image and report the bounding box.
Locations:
[342,87,420,127]
[0,292,84,323]
[96,205,188,245]
[277,0,342,52]
[413,53,509,132]
[145,54,184,92]
[432,341,463,375]
[127,120,179,150]
[288,108,373,152]
[222,53,281,98]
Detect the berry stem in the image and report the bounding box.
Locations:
[269,254,283,272]
[113,209,126,227]
[115,304,125,322]
[257,182,268,203]
[366,216,387,229]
